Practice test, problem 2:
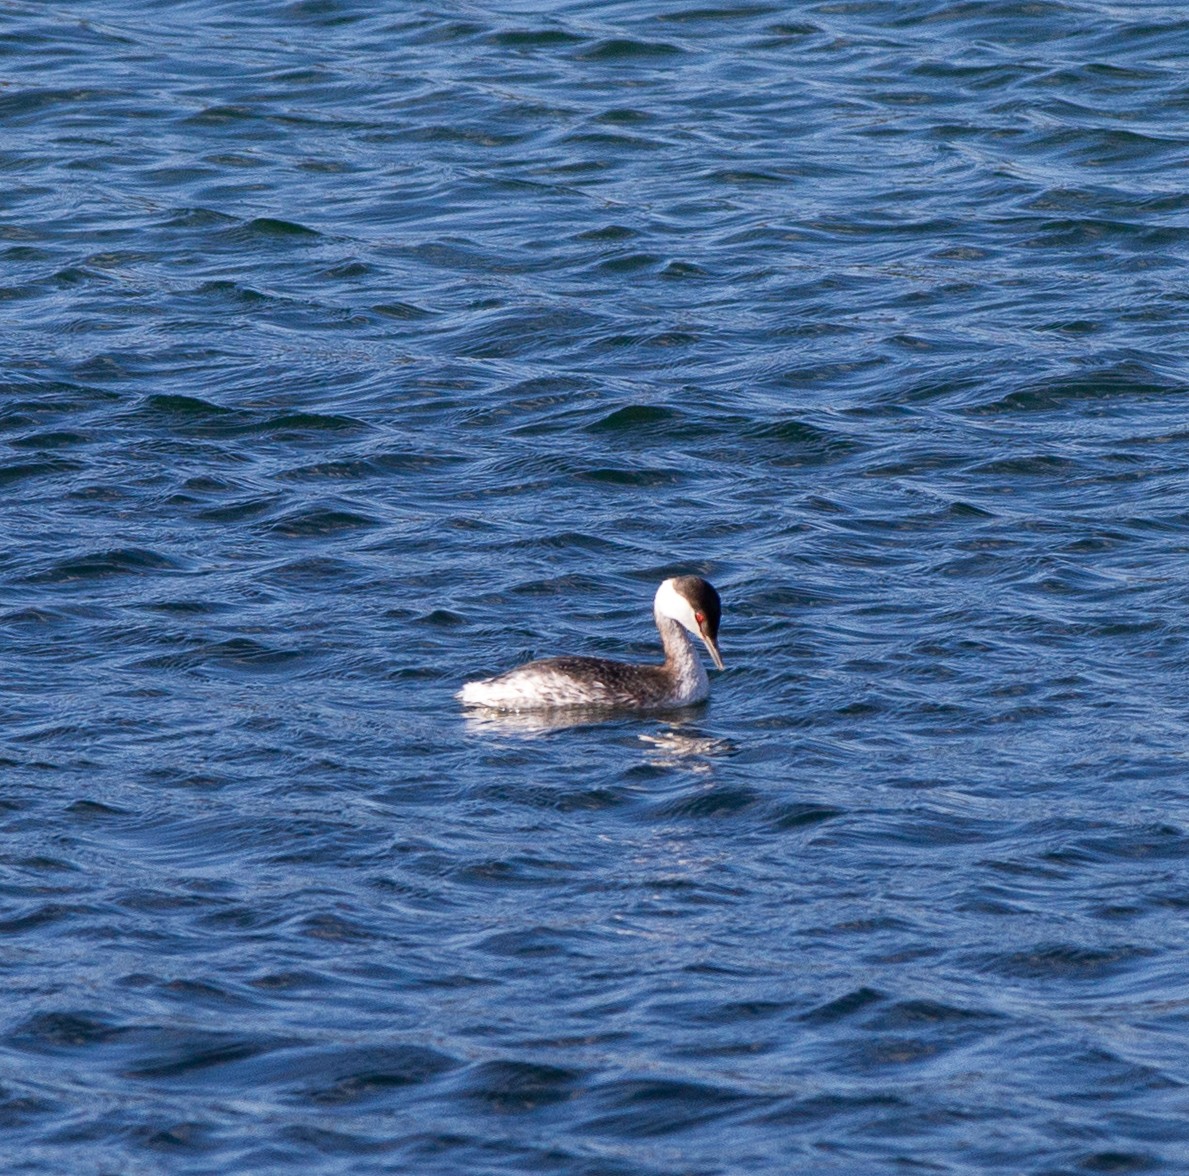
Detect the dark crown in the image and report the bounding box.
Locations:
[670,576,721,639]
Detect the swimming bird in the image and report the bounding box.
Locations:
[457,576,725,711]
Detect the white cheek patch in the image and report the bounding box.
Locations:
[653,579,699,634]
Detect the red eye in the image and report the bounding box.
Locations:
[695,612,704,624]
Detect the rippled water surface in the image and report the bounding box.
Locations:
[5,1,1189,1172]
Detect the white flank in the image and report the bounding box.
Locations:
[458,666,612,710]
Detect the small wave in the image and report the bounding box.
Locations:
[977,942,1156,981]
[970,361,1178,415]
[266,506,381,537]
[10,1011,125,1052]
[579,465,684,487]
[0,457,84,487]
[457,1059,585,1112]
[237,216,320,239]
[647,783,760,818]
[488,28,586,50]
[25,547,182,583]
[298,1044,458,1104]
[578,37,684,61]
[587,404,683,433]
[587,1075,763,1138]
[135,638,308,674]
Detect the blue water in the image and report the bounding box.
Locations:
[4,2,1189,1172]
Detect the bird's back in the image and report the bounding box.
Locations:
[458,655,684,711]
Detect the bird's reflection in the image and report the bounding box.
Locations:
[461,705,632,736]
[637,728,736,773]
[463,708,736,772]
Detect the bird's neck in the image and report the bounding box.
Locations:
[656,612,708,697]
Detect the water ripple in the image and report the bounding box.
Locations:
[3,0,1189,1173]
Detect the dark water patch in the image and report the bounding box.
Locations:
[190,279,278,307]
[488,28,587,51]
[9,428,91,449]
[594,109,654,127]
[492,530,631,558]
[647,783,761,820]
[0,382,121,429]
[121,1031,293,1083]
[0,902,109,935]
[372,300,433,320]
[657,4,785,22]
[419,608,465,627]
[0,1087,60,1132]
[262,554,367,585]
[971,452,1086,478]
[297,1044,459,1104]
[158,206,240,231]
[10,1011,126,1053]
[3,853,84,875]
[867,998,996,1030]
[452,854,582,890]
[801,987,886,1026]
[587,1076,763,1139]
[129,393,248,436]
[561,130,659,155]
[196,494,284,523]
[969,362,1181,416]
[264,412,370,439]
[266,506,381,537]
[135,637,308,674]
[693,997,792,1025]
[65,798,129,819]
[754,1089,908,1130]
[578,465,685,488]
[577,37,685,62]
[587,404,683,434]
[0,456,85,487]
[591,254,665,276]
[1071,1151,1162,1175]
[183,103,264,128]
[0,86,129,122]
[473,925,596,960]
[24,547,183,584]
[1071,825,1189,862]
[458,1060,584,1113]
[294,909,383,943]
[768,802,845,832]
[660,259,708,278]
[977,943,1155,983]
[1014,1040,1179,1101]
[834,1031,958,1074]
[237,216,321,240]
[744,418,865,466]
[573,223,640,243]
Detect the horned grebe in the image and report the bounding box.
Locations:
[458,576,725,712]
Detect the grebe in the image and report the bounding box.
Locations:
[458,576,725,712]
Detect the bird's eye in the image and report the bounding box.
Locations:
[695,612,704,624]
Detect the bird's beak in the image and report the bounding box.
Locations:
[701,634,725,671]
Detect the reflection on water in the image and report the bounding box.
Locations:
[463,708,736,773]
[638,729,737,773]
[460,705,635,737]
